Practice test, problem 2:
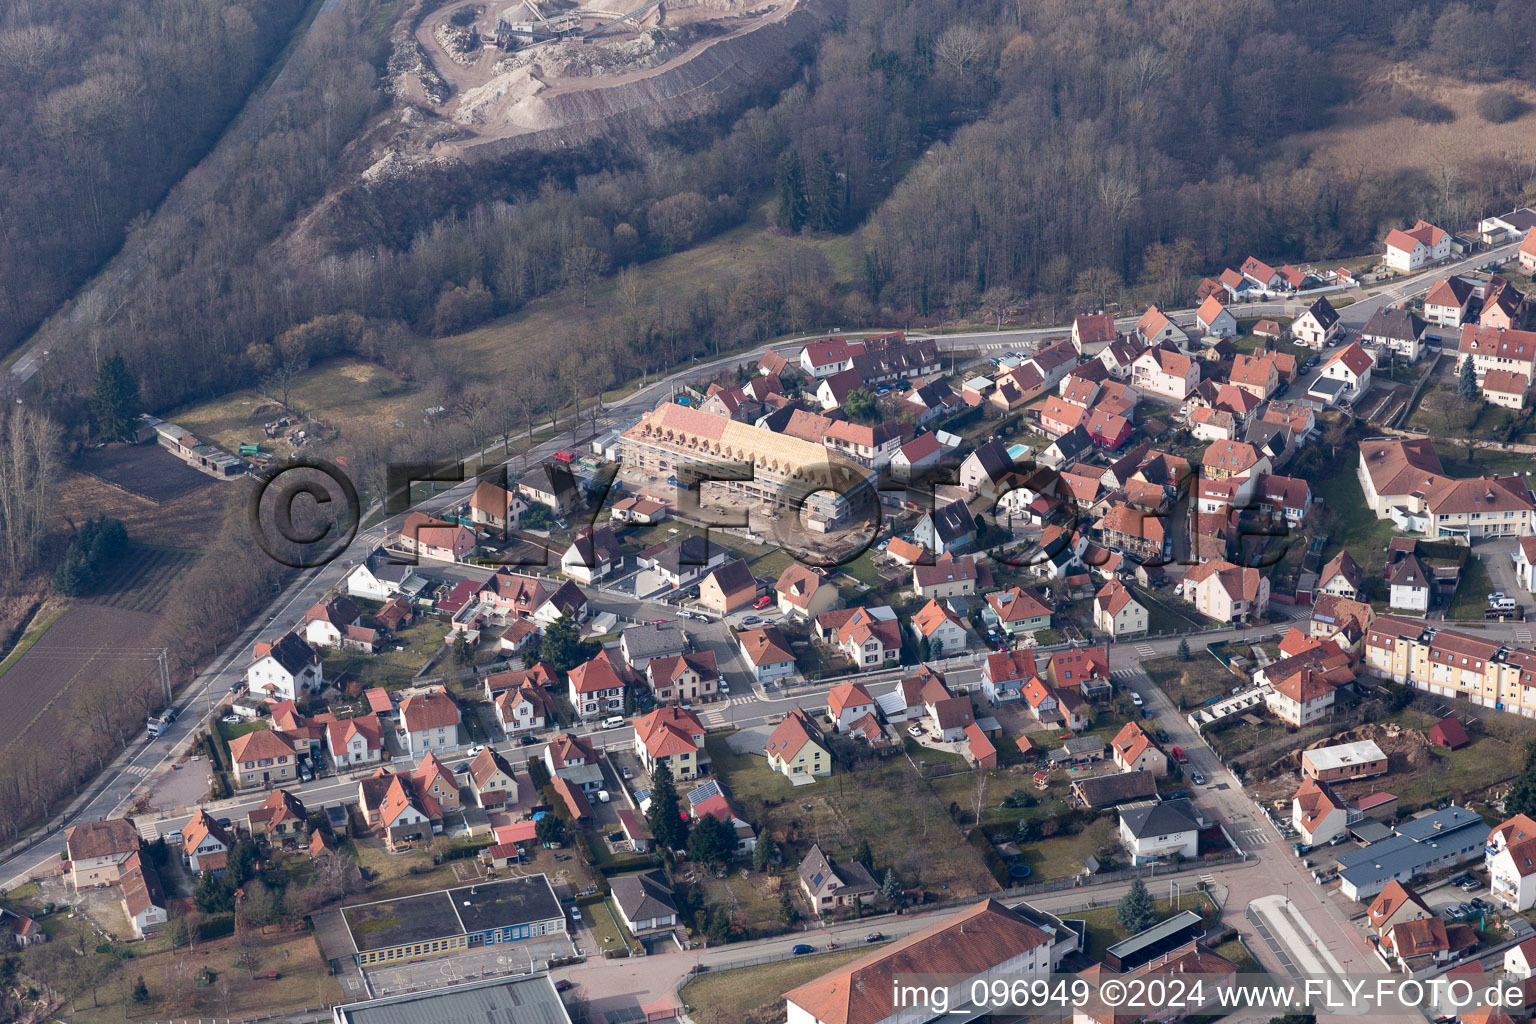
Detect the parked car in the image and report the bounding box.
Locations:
[555,980,575,993]
[741,615,762,626]
[466,744,486,758]
[1171,747,1188,764]
[753,594,773,609]
[569,906,583,921]
[1190,770,1206,785]
[1130,692,1144,707]
[864,932,884,943]
[792,944,815,955]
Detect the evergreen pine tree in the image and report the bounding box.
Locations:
[1177,638,1192,661]
[646,760,689,851]
[1459,355,1480,401]
[774,150,807,232]
[91,354,139,441]
[1116,877,1157,934]
[880,868,903,906]
[805,151,841,232]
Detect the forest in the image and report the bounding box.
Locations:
[0,0,314,354]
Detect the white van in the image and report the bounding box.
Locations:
[600,716,625,730]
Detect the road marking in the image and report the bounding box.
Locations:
[120,764,151,777]
[1518,628,1532,643]
[1111,668,1139,680]
[1135,644,1156,658]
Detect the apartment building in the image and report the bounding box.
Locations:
[1365,615,1536,719]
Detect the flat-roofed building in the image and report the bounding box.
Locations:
[1302,740,1389,782]
[341,875,565,967]
[332,973,571,1024]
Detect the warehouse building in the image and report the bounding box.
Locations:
[340,874,564,967]
[332,973,570,1024]
[1334,806,1490,902]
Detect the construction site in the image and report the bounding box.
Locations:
[379,0,833,165]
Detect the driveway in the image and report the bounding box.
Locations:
[1474,537,1524,615]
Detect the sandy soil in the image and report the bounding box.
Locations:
[402,0,798,154]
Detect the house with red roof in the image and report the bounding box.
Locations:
[1130,343,1199,400]
[398,512,476,563]
[826,682,876,733]
[569,650,629,722]
[398,687,461,755]
[1319,342,1374,401]
[764,707,831,778]
[1196,295,1237,339]
[1111,722,1166,776]
[1072,313,1117,351]
[1384,220,1451,272]
[634,707,706,780]
[325,713,383,770]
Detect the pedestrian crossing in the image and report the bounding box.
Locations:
[1517,628,1532,643]
[1134,644,1157,659]
[1111,668,1140,681]
[135,819,161,841]
[119,763,152,778]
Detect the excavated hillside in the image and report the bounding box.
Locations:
[376,0,838,168]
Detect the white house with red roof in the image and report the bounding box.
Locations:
[1072,313,1117,351]
[398,512,476,562]
[826,681,876,733]
[1241,256,1282,290]
[1384,220,1451,272]
[1483,368,1530,410]
[1319,342,1374,401]
[1460,324,1536,384]
[890,431,944,483]
[1195,295,1237,339]
[799,337,863,378]
[1111,722,1166,776]
[1134,306,1189,347]
[1292,777,1348,847]
[398,688,461,755]
[910,598,967,656]
[1520,228,1536,274]
[569,650,628,721]
[1488,814,1536,911]
[326,714,383,769]
[1093,580,1147,639]
[817,606,903,668]
[1130,344,1199,400]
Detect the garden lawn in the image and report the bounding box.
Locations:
[697,868,797,939]
[1068,894,1216,961]
[705,734,996,899]
[1314,452,1400,582]
[1446,557,1494,621]
[1142,655,1239,711]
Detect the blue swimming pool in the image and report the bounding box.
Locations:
[1007,443,1029,460]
